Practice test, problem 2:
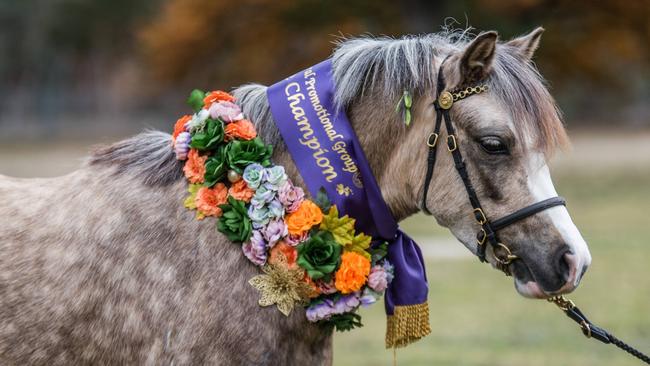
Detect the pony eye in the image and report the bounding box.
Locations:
[479,136,508,155]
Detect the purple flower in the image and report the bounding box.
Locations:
[332,293,361,314]
[285,232,309,247]
[367,265,389,292]
[305,293,361,323]
[278,181,305,213]
[263,219,288,247]
[174,132,191,160]
[209,101,244,123]
[306,300,335,322]
[242,230,267,266]
[360,288,380,307]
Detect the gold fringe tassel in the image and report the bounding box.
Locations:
[385,302,431,349]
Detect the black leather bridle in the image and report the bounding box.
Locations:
[419,61,650,365]
[421,62,566,274]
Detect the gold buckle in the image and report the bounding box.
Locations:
[473,208,487,224]
[427,133,439,147]
[477,228,487,245]
[447,135,457,152]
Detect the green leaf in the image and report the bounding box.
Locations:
[204,145,228,187]
[403,91,412,108]
[183,183,202,210]
[323,312,363,332]
[319,205,355,246]
[314,187,332,212]
[187,89,206,112]
[404,109,412,126]
[369,241,389,265]
[346,233,372,260]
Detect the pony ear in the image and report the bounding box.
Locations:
[506,27,544,60]
[459,31,498,83]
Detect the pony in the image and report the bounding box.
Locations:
[0,27,591,365]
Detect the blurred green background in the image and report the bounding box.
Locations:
[0,0,648,365]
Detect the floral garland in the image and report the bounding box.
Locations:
[171,89,393,331]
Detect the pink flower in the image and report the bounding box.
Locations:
[278,181,305,213]
[315,279,337,295]
[284,231,309,247]
[367,265,389,292]
[209,101,243,123]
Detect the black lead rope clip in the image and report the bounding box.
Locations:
[549,296,650,364]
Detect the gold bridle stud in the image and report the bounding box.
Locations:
[438,91,454,109]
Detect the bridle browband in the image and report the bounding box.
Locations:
[421,60,567,274]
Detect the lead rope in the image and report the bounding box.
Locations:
[549,296,650,364]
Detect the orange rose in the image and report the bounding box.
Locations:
[269,241,298,268]
[285,200,323,236]
[172,115,192,140]
[183,149,207,184]
[224,119,257,141]
[195,183,228,218]
[228,179,255,202]
[334,251,371,294]
[203,90,235,109]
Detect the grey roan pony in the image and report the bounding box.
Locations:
[0,28,591,365]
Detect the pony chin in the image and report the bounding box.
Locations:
[514,278,547,299]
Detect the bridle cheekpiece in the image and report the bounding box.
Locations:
[421,61,566,275]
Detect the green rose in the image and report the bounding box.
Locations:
[226,138,273,174]
[204,145,227,187]
[297,231,342,280]
[190,118,224,151]
[217,196,252,243]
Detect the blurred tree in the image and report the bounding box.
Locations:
[138,0,404,89]
[0,0,648,142]
[138,0,649,124]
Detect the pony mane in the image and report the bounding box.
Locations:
[90,31,567,184]
[88,130,183,186]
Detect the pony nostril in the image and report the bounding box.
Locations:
[560,252,579,284]
[554,249,574,283]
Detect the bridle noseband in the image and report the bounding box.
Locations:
[421,62,566,274]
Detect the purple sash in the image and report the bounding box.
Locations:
[267,60,430,346]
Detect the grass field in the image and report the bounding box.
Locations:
[334,170,650,366]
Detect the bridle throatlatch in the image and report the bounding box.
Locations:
[420,64,565,274]
[419,63,650,365]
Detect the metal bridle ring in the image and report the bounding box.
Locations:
[494,243,518,265]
